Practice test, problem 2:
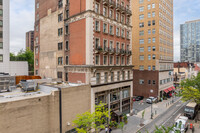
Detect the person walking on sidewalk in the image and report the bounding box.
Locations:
[109,126,112,133]
[105,127,108,133]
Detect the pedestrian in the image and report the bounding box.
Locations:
[109,127,112,133]
[192,127,195,133]
[105,127,108,133]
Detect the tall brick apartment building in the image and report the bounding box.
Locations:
[26,30,34,52]
[34,0,133,114]
[132,0,174,98]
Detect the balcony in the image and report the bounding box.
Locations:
[103,47,109,54]
[95,46,103,54]
[109,48,115,54]
[121,6,126,13]
[115,48,120,55]
[126,50,132,56]
[120,49,126,55]
[126,8,132,16]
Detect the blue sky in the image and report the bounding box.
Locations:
[10,0,200,61]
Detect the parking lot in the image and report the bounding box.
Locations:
[133,98,151,114]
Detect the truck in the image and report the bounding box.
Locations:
[184,102,199,119]
[172,115,189,133]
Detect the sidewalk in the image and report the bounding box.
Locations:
[112,97,181,133]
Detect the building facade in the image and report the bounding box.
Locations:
[180,19,200,63]
[0,0,28,76]
[26,30,34,52]
[34,0,133,115]
[132,0,174,98]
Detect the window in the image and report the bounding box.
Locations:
[148,21,151,26]
[110,56,113,65]
[152,28,156,34]
[96,55,100,65]
[148,29,151,34]
[153,80,156,85]
[127,31,130,39]
[109,9,113,19]
[139,22,144,28]
[127,57,130,65]
[139,79,144,84]
[103,40,108,50]
[152,66,155,71]
[65,73,68,81]
[152,37,156,43]
[104,72,108,83]
[103,23,108,33]
[58,13,63,22]
[95,3,100,13]
[148,80,151,85]
[58,0,63,8]
[148,38,151,43]
[128,71,130,79]
[36,14,39,20]
[148,66,151,71]
[148,46,151,51]
[139,65,144,71]
[36,25,38,32]
[116,27,120,36]
[0,20,2,27]
[0,54,3,62]
[140,55,144,60]
[121,56,124,65]
[148,55,151,60]
[139,39,144,44]
[109,25,114,35]
[58,57,63,65]
[66,41,69,50]
[148,12,151,18]
[103,6,108,16]
[116,56,120,65]
[35,70,38,75]
[0,0,2,5]
[152,3,155,8]
[117,71,120,81]
[122,71,125,80]
[121,15,125,23]
[0,42,3,49]
[139,0,144,4]
[152,20,155,25]
[111,72,114,82]
[66,56,69,65]
[95,38,100,49]
[58,28,63,36]
[95,20,100,31]
[152,12,155,17]
[116,12,120,21]
[139,6,144,12]
[121,29,125,38]
[152,46,156,51]
[139,47,144,52]
[103,56,107,65]
[139,30,144,36]
[35,59,38,66]
[58,42,63,50]
[147,5,151,10]
[139,14,144,20]
[66,10,69,19]
[57,72,62,79]
[35,47,38,54]
[152,55,156,59]
[96,73,100,84]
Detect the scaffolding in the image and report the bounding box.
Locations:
[0,73,16,93]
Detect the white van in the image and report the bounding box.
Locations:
[172,116,188,133]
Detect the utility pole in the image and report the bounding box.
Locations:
[151,99,153,119]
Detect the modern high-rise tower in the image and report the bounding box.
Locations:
[180,19,200,63]
[132,0,174,98]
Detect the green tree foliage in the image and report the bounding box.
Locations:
[180,73,200,104]
[10,49,34,72]
[73,103,110,133]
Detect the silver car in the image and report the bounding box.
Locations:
[146,97,157,104]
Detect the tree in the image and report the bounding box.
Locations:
[180,73,200,104]
[73,103,110,133]
[117,122,125,133]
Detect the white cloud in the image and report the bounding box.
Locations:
[10,0,35,53]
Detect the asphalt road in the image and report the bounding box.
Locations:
[137,100,188,133]
[133,99,151,113]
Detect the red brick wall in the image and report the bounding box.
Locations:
[69,0,86,16]
[68,72,86,83]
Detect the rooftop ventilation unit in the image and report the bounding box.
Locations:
[20,80,37,92]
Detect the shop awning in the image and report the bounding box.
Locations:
[168,87,173,91]
[171,86,176,90]
[163,89,169,93]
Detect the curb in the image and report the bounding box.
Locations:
[135,97,182,133]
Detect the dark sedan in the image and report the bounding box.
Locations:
[135,96,144,101]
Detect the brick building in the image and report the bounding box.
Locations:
[34,0,133,115]
[131,0,174,98]
[26,30,34,52]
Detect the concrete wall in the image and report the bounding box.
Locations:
[9,61,29,76]
[0,84,91,133]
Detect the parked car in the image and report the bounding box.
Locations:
[146,97,157,104]
[135,96,144,101]
[132,96,137,101]
[172,115,189,133]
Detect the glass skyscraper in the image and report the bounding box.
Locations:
[180,19,200,62]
